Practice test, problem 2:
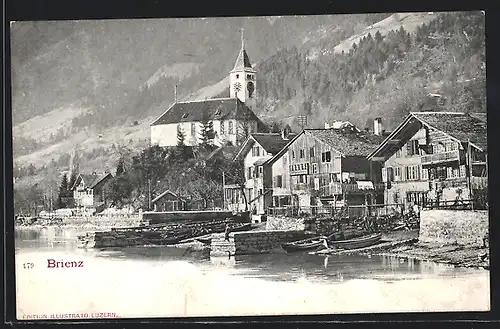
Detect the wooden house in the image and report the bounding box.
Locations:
[267,126,385,211]
[367,112,488,208]
[151,189,186,212]
[230,130,295,216]
[70,172,113,211]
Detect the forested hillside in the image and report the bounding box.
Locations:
[253,11,486,131]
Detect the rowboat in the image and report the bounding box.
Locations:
[327,232,382,250]
[281,236,328,253]
[193,223,252,244]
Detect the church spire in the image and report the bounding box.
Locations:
[231,28,254,72]
[241,28,244,50]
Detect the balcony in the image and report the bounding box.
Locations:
[421,150,460,166]
[321,182,386,195]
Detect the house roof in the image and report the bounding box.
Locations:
[252,133,297,155]
[150,98,261,126]
[151,189,182,204]
[469,112,487,123]
[411,112,487,150]
[367,111,488,161]
[71,172,112,190]
[234,133,296,160]
[266,127,384,166]
[306,128,385,156]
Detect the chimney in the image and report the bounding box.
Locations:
[374,118,383,136]
[281,128,288,140]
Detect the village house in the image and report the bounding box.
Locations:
[266,123,386,212]
[151,189,186,212]
[367,111,488,208]
[70,172,113,212]
[227,129,296,217]
[150,30,265,147]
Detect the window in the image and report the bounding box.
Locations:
[312,163,318,174]
[436,166,447,179]
[394,167,401,181]
[421,167,429,180]
[275,175,283,188]
[459,165,466,177]
[259,166,263,175]
[321,151,332,162]
[310,147,315,158]
[452,166,459,178]
[220,121,225,135]
[292,150,295,159]
[300,149,305,158]
[386,167,395,182]
[329,173,339,182]
[247,74,251,79]
[252,146,260,157]
[406,140,420,156]
[396,149,402,157]
[451,142,458,151]
[247,168,251,179]
[236,74,239,79]
[182,113,188,119]
[191,122,196,136]
[228,121,234,134]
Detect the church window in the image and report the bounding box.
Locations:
[236,74,239,79]
[191,122,196,136]
[247,74,251,79]
[229,121,234,134]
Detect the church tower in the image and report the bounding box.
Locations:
[229,29,257,109]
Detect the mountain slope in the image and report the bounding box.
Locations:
[11,12,486,191]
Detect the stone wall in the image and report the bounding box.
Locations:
[63,214,141,228]
[266,216,337,235]
[419,210,488,247]
[210,230,311,257]
[265,216,306,231]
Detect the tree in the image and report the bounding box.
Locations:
[116,156,125,176]
[199,108,215,148]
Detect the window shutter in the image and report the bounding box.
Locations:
[382,168,387,182]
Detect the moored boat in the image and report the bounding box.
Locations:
[281,236,328,253]
[327,232,382,250]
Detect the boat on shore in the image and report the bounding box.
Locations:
[281,235,329,253]
[327,232,382,250]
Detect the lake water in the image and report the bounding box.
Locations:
[14,227,490,319]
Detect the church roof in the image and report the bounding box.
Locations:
[150,98,261,126]
[230,29,254,72]
[231,48,253,72]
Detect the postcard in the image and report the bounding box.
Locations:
[11,11,489,320]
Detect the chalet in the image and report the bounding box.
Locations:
[267,125,385,211]
[71,172,113,211]
[367,112,488,208]
[151,190,186,212]
[228,129,296,216]
[150,30,265,147]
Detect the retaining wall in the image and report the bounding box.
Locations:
[419,209,488,247]
[210,230,311,257]
[265,216,337,235]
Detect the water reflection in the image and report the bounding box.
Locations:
[14,227,483,284]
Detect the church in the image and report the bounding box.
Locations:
[150,30,266,147]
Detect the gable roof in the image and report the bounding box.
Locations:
[150,98,261,126]
[266,127,384,166]
[71,172,113,190]
[234,133,297,160]
[411,112,487,150]
[151,189,183,204]
[305,128,385,156]
[367,111,488,161]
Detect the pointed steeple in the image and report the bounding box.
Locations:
[231,28,254,72]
